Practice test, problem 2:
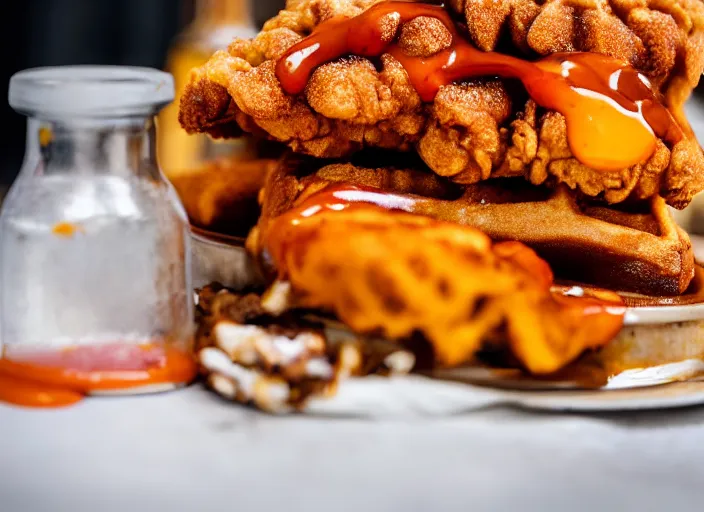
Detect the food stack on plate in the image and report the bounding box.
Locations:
[177,0,704,412]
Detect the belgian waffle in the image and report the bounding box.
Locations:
[253,157,694,296]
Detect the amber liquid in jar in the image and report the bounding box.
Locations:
[157,0,258,178]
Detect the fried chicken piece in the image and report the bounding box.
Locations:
[179,0,704,208]
[249,192,624,374]
[452,0,704,119]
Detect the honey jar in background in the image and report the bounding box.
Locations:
[157,0,258,178]
[158,0,284,237]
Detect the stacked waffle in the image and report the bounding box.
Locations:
[180,0,704,410]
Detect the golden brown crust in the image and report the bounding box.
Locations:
[179,0,704,207]
[452,0,704,141]
[453,0,704,91]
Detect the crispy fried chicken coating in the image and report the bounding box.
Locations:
[250,194,624,374]
[452,0,704,106]
[179,0,704,208]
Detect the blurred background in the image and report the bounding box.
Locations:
[0,1,702,185]
[0,0,283,184]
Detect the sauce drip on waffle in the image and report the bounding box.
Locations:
[276,1,683,171]
[267,183,626,315]
[264,184,626,371]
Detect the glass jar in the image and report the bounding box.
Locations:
[157,0,258,177]
[0,66,196,405]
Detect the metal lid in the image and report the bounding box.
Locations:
[9,66,174,118]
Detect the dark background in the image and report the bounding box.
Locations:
[0,1,702,185]
[0,0,282,184]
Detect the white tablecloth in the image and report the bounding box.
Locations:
[3,385,704,512]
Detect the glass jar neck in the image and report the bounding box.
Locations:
[23,116,160,179]
[193,0,252,28]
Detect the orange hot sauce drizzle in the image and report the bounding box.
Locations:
[275,2,684,171]
[52,222,84,238]
[266,184,625,334]
[0,343,197,408]
[265,184,419,273]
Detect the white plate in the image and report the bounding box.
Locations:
[623,302,704,325]
[190,228,262,289]
[300,372,704,417]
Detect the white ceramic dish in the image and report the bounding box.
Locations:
[302,373,704,416]
[190,227,262,290]
[623,303,704,325]
[190,230,704,412]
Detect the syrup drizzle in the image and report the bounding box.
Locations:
[265,184,625,352]
[266,184,419,273]
[275,2,684,171]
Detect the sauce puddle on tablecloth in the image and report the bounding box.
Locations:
[0,342,197,407]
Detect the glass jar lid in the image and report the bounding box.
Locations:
[9,66,175,118]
